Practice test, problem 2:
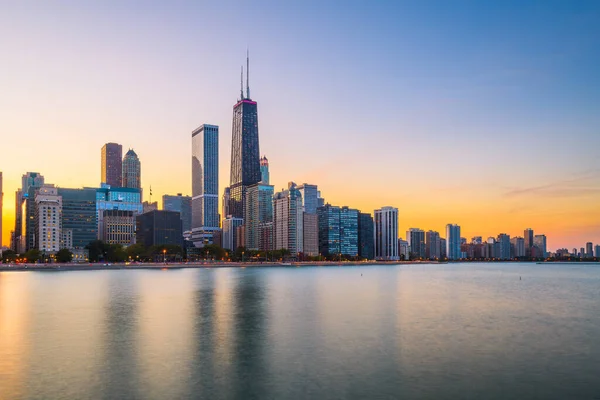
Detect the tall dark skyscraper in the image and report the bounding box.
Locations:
[101,143,123,187]
[229,53,261,219]
[122,149,141,189]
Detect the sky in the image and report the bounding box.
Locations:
[1,0,599,251]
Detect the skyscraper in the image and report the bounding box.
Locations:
[273,183,303,254]
[244,182,274,250]
[260,156,270,184]
[57,188,97,249]
[22,172,45,251]
[192,124,219,245]
[358,213,374,260]
[497,233,511,260]
[524,228,534,257]
[511,236,525,258]
[101,143,123,187]
[229,54,261,219]
[425,230,441,259]
[122,149,141,189]
[35,185,62,254]
[96,185,143,240]
[374,207,399,260]
[407,228,426,259]
[586,242,593,258]
[297,183,319,256]
[534,234,548,258]
[163,194,192,233]
[446,224,461,260]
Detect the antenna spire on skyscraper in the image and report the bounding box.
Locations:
[240,65,244,100]
[246,48,250,99]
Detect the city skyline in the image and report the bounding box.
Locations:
[1,2,599,250]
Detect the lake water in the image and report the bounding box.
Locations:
[1,263,599,400]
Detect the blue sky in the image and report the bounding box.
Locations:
[1,0,599,249]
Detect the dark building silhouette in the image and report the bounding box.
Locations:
[136,210,183,247]
[101,143,123,187]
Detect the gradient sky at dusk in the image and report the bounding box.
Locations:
[1,1,599,250]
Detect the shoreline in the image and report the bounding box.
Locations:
[0,260,598,272]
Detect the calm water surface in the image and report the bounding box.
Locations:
[1,263,599,400]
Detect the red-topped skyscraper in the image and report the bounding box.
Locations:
[101,143,123,187]
[228,52,261,219]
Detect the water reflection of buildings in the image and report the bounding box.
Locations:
[189,268,269,399]
[0,273,31,399]
[100,271,140,399]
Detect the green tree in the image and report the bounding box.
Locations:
[86,240,107,262]
[106,244,127,262]
[2,249,17,263]
[126,243,147,261]
[24,249,42,263]
[55,248,73,263]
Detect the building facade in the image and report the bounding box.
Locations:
[23,172,46,252]
[222,216,244,251]
[407,228,426,259]
[229,58,261,219]
[101,143,123,187]
[358,212,374,260]
[534,234,548,258]
[302,213,319,256]
[57,188,97,249]
[260,156,270,184]
[163,194,192,233]
[317,204,340,256]
[35,185,62,254]
[96,185,143,240]
[192,124,220,245]
[425,230,441,260]
[273,183,303,254]
[102,210,135,246]
[374,207,399,261]
[122,149,141,189]
[136,210,183,248]
[244,182,274,250]
[446,224,461,260]
[497,233,511,260]
[511,236,525,258]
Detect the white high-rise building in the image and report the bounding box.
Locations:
[35,185,62,254]
[273,183,303,255]
[446,223,461,260]
[374,207,399,260]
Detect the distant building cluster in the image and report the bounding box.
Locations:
[1,56,598,262]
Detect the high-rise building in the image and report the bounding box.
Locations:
[57,188,97,249]
[103,210,135,246]
[101,143,123,187]
[35,185,62,254]
[524,228,534,257]
[229,54,261,219]
[302,214,319,256]
[595,245,600,258]
[586,242,593,258]
[358,213,374,260]
[222,217,243,251]
[244,182,274,250]
[374,207,399,261]
[497,233,511,260]
[511,236,525,258]
[425,230,441,259]
[163,194,192,233]
[407,228,426,259]
[136,210,183,248]
[440,238,447,259]
[317,204,340,256]
[297,184,319,215]
[340,207,359,256]
[317,191,325,208]
[192,124,220,246]
[534,235,548,258]
[472,236,483,245]
[446,224,461,260]
[122,149,141,189]
[222,187,230,220]
[22,172,46,252]
[398,239,409,260]
[96,185,143,240]
[273,183,303,254]
[260,156,270,184]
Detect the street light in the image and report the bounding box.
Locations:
[163,249,167,264]
[242,251,245,263]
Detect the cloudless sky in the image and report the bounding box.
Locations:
[1,0,599,250]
